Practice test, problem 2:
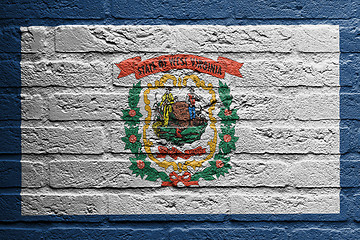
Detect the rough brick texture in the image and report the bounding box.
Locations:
[1,0,359,239]
[22,127,104,154]
[19,24,340,217]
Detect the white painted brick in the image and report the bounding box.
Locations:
[232,93,293,120]
[21,26,54,54]
[108,193,230,214]
[48,160,286,189]
[49,93,128,121]
[45,91,341,123]
[109,124,339,154]
[295,25,339,53]
[21,94,44,120]
[176,25,339,53]
[21,61,110,87]
[106,188,339,214]
[289,161,340,187]
[55,26,118,53]
[240,60,339,87]
[293,94,340,120]
[233,93,339,120]
[21,189,339,215]
[235,127,339,154]
[225,161,288,187]
[21,194,107,215]
[21,127,104,154]
[48,92,338,121]
[230,190,340,214]
[55,25,339,53]
[49,160,159,188]
[170,25,293,53]
[20,24,340,216]
[108,126,128,153]
[47,159,340,188]
[21,162,46,188]
[55,25,176,53]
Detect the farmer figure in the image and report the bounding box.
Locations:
[160,87,174,126]
[187,87,200,120]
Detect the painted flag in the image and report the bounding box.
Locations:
[20,25,339,215]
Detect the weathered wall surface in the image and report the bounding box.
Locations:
[0,0,360,239]
[20,25,340,216]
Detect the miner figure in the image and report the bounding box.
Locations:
[160,87,174,126]
[187,87,202,120]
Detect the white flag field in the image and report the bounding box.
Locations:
[20,25,340,215]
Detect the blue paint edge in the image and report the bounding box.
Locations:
[0,19,356,225]
[0,24,22,221]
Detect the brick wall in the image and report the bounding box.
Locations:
[1,0,360,239]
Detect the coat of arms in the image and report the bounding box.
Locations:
[117,54,243,187]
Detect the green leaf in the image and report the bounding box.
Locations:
[223,145,232,154]
[121,136,129,144]
[209,161,216,167]
[159,127,176,133]
[129,164,137,171]
[203,166,217,176]
[203,175,216,181]
[228,126,236,136]
[181,124,206,135]
[128,81,142,109]
[228,142,236,151]
[232,136,239,144]
[127,126,140,136]
[139,171,146,179]
[121,108,142,126]
[219,80,233,109]
[191,173,200,181]
[145,174,159,181]
[219,141,232,154]
[223,163,232,170]
[220,125,232,136]
[130,153,147,161]
[159,172,170,181]
[218,108,239,124]
[131,142,141,153]
[214,154,230,163]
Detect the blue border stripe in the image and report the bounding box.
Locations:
[0,25,22,222]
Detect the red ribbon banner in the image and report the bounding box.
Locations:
[156,146,206,160]
[115,54,243,79]
[161,172,199,187]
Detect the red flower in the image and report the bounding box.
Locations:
[137,160,145,169]
[129,109,136,117]
[129,134,137,143]
[223,134,231,143]
[216,160,224,168]
[224,109,232,116]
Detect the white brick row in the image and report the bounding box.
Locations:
[21,61,111,87]
[45,92,339,121]
[21,188,339,215]
[45,160,339,188]
[21,127,104,154]
[53,25,339,53]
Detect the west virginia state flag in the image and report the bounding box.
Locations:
[16,25,340,215]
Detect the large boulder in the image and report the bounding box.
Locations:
[172,101,190,121]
